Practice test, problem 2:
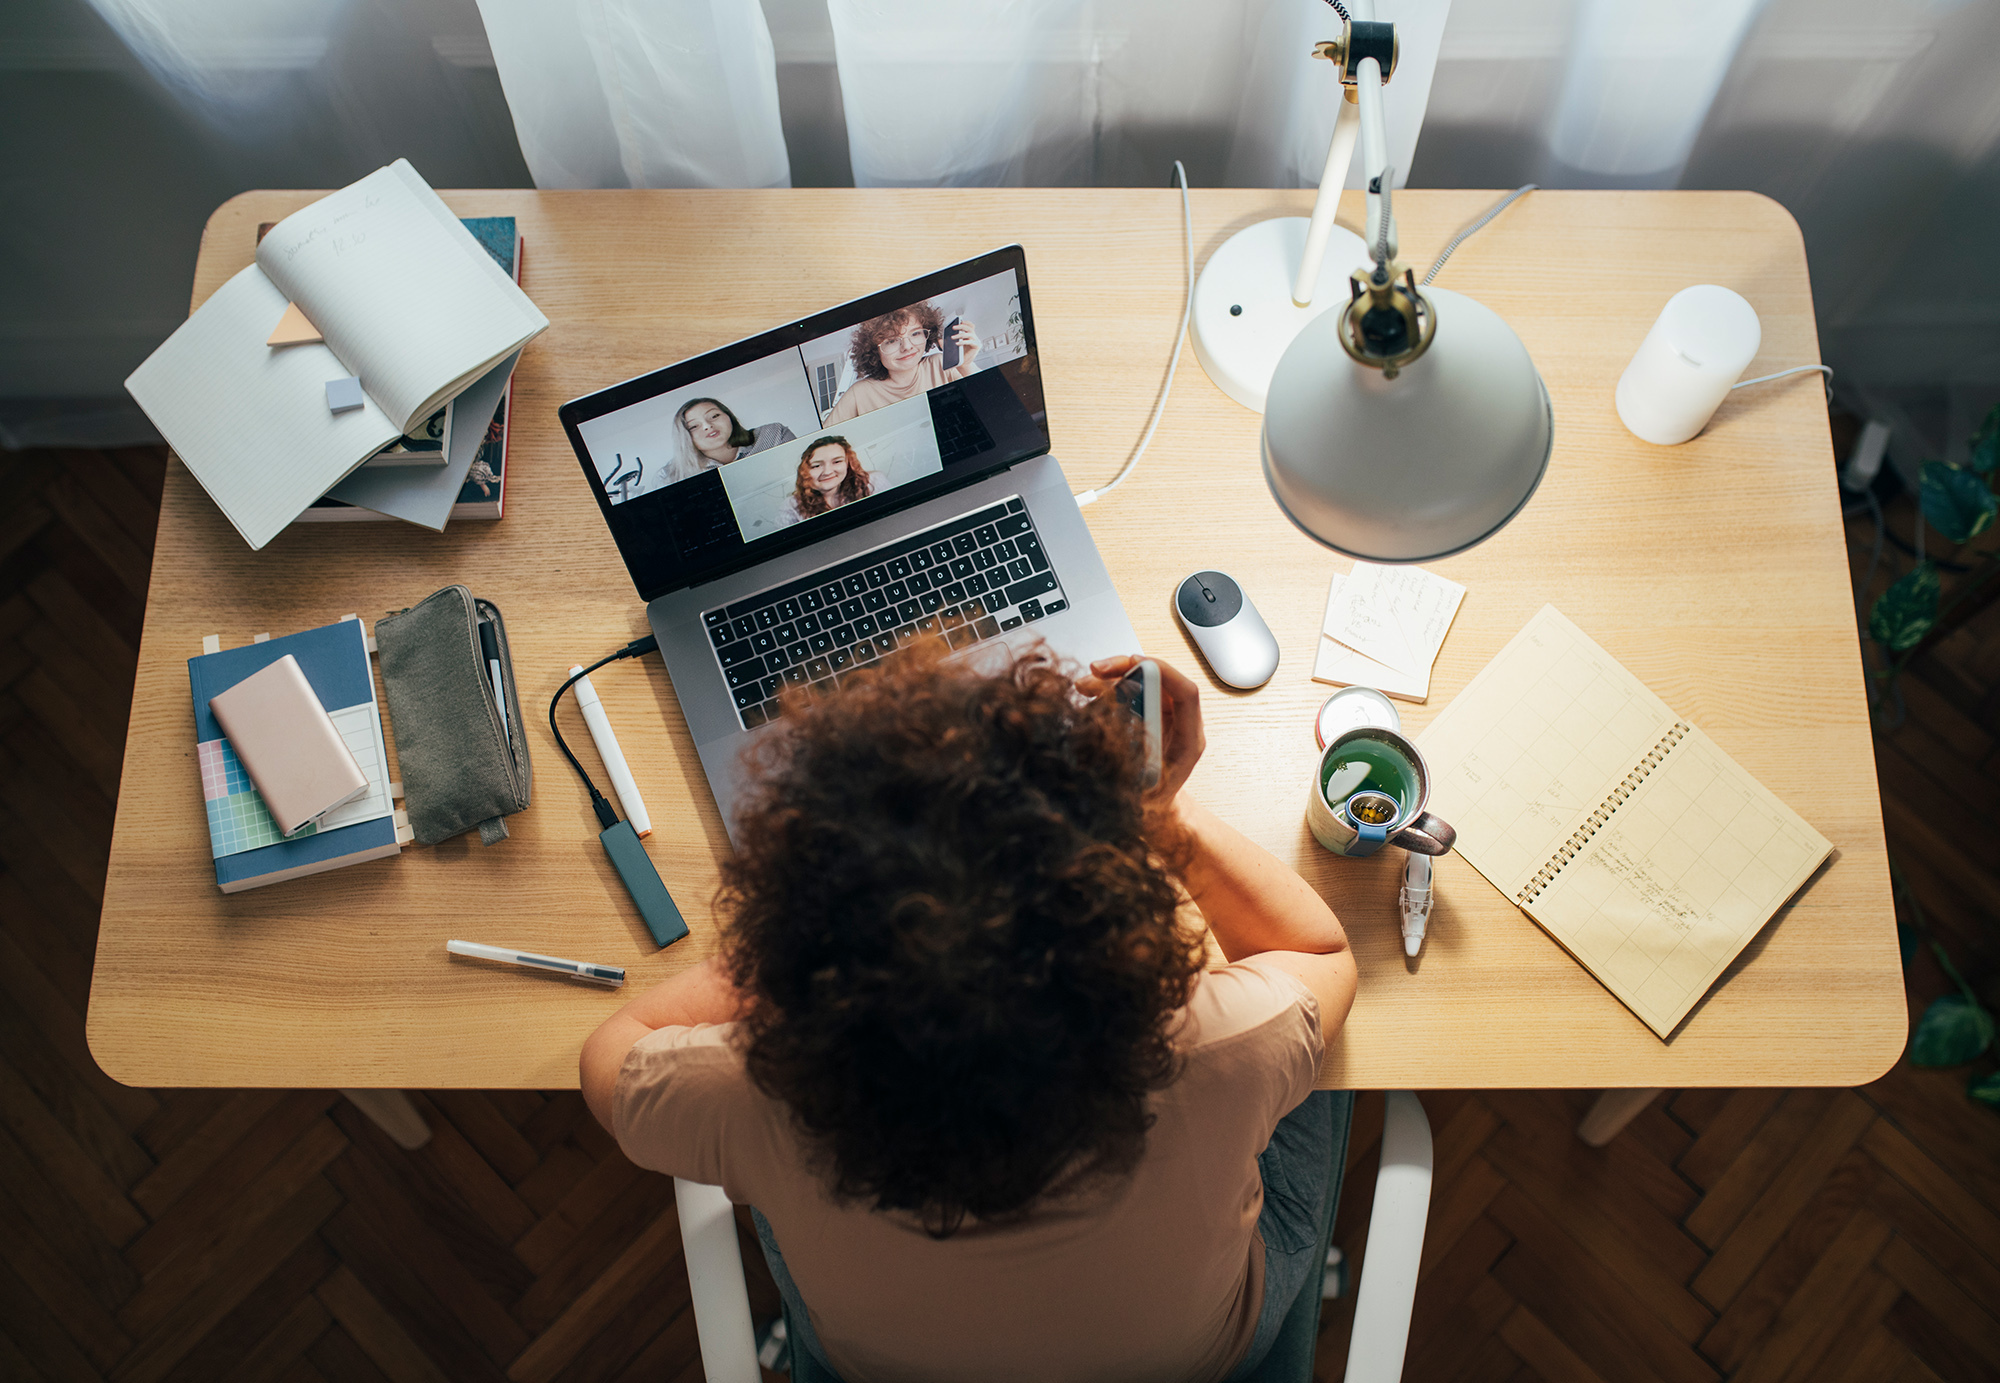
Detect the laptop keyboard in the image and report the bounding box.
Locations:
[703,496,1069,729]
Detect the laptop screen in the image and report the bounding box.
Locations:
[560,246,1048,601]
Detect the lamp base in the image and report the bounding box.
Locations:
[1191,216,1371,413]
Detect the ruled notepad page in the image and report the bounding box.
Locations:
[255,161,546,432]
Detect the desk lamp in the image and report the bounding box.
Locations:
[1197,15,1553,563]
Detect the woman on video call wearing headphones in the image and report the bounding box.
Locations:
[670,396,796,482]
[822,301,980,424]
[783,436,873,525]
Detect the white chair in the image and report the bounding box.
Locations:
[673,1090,1433,1382]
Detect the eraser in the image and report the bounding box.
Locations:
[325,376,365,413]
[599,820,689,948]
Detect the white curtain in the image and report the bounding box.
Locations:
[20,0,2000,449]
[821,0,1450,191]
[474,0,791,189]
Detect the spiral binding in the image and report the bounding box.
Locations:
[1517,722,1690,906]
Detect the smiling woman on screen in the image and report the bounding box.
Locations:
[783,436,873,524]
[822,302,979,424]
[670,397,795,482]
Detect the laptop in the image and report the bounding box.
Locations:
[559,245,1140,844]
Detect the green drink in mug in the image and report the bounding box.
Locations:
[1307,727,1455,858]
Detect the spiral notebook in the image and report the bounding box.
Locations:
[1418,606,1833,1038]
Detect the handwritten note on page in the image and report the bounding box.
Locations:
[254,159,546,432]
[1313,574,1432,700]
[1322,561,1467,676]
[1418,606,1832,1038]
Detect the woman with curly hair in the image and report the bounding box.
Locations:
[783,435,873,524]
[822,300,981,424]
[581,642,1357,1382]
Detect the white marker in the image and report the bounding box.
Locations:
[569,664,651,836]
[446,939,625,987]
[1398,853,1432,957]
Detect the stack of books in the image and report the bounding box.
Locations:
[126,160,545,544]
[188,618,413,892]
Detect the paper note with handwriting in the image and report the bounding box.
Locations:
[1322,561,1466,678]
[1313,574,1432,700]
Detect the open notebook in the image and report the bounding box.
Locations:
[126,160,546,549]
[1418,606,1833,1038]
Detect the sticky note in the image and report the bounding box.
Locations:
[266,301,323,346]
[325,377,364,413]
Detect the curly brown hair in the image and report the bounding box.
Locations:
[849,301,946,381]
[792,436,873,518]
[719,640,1201,1237]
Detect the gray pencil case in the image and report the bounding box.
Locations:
[377,585,531,846]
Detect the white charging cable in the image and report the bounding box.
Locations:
[1732,363,1833,396]
[1074,160,1193,508]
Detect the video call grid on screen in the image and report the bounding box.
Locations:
[576,267,1016,527]
[561,249,1046,601]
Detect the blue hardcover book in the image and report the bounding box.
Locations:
[188,619,406,892]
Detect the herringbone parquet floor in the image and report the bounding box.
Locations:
[2,446,1995,1383]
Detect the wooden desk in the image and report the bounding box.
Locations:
[87,189,1905,1097]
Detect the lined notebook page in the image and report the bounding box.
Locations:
[255,160,546,432]
[1420,606,1680,898]
[1419,605,1831,1039]
[125,265,398,550]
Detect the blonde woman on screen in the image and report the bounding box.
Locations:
[670,397,796,482]
[783,437,873,525]
[822,302,979,424]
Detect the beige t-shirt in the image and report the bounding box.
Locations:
[823,356,947,424]
[614,959,1323,1383]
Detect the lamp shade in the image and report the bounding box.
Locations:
[1262,286,1553,563]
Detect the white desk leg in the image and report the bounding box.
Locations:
[1576,1088,1661,1146]
[341,1089,432,1150]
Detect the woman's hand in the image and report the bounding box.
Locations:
[948,319,980,375]
[1079,654,1205,802]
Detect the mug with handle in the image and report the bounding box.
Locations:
[1307,726,1456,858]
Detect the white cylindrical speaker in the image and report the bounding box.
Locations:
[1615,285,1761,446]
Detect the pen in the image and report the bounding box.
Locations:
[446,939,626,987]
[479,620,510,742]
[569,664,651,836]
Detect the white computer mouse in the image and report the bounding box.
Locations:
[1174,570,1279,689]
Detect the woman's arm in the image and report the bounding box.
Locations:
[579,957,750,1132]
[1080,655,1357,1044]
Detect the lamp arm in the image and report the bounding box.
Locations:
[1356,56,1395,266]
[1291,98,1362,307]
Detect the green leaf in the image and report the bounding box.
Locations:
[1971,1069,2000,1111]
[1919,461,1997,544]
[1971,404,1999,475]
[1869,561,1940,652]
[1909,993,1996,1067]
